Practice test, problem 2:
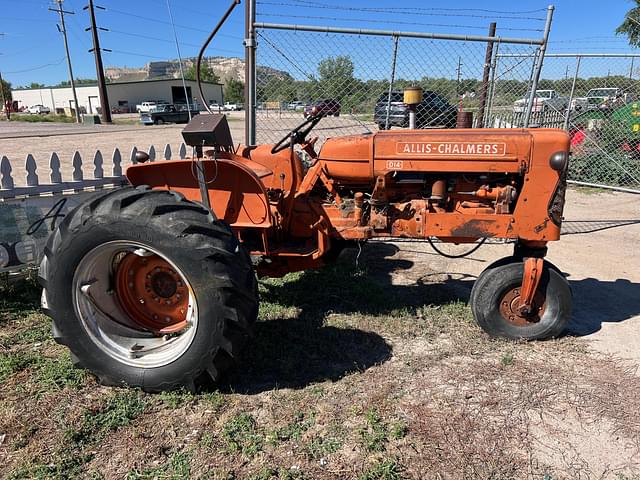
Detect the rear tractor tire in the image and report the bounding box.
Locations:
[39,186,258,392]
[470,259,571,340]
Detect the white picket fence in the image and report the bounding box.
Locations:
[0,143,190,200]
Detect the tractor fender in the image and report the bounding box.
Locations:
[126,158,272,229]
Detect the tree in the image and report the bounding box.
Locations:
[1,78,12,103]
[617,1,640,46]
[185,63,220,84]
[317,55,356,101]
[30,82,45,89]
[225,78,244,104]
[57,78,96,87]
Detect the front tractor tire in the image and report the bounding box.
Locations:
[470,259,571,340]
[39,186,258,392]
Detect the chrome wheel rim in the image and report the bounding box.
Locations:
[72,241,198,368]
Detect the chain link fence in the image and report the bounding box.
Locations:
[488,53,640,192]
[253,26,542,147]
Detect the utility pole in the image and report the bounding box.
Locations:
[0,70,7,120]
[50,0,81,123]
[84,0,111,123]
[0,32,8,120]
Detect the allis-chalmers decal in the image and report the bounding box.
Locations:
[397,142,507,156]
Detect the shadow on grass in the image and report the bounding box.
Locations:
[225,242,476,393]
[0,275,41,325]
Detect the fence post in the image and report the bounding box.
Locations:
[245,0,257,146]
[485,41,501,128]
[523,5,554,127]
[476,22,497,128]
[384,35,400,130]
[564,55,582,130]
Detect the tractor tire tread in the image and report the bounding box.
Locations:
[38,186,258,392]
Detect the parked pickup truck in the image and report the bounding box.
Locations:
[571,88,627,112]
[140,104,198,125]
[136,101,168,113]
[223,102,243,111]
[513,90,568,113]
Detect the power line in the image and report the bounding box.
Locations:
[104,29,242,55]
[256,13,544,32]
[104,7,243,40]
[4,57,67,74]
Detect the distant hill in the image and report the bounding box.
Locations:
[105,56,291,85]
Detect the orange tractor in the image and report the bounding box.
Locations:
[39,112,572,391]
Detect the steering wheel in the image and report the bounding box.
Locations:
[271,115,323,154]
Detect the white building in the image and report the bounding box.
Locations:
[11,79,224,114]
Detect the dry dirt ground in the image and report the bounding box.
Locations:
[0,188,638,479]
[1,120,640,478]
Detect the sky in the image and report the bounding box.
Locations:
[0,0,638,87]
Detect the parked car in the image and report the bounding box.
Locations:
[374,91,457,130]
[27,104,50,114]
[209,102,222,112]
[223,102,243,111]
[513,90,568,113]
[140,104,198,125]
[571,87,627,112]
[303,99,341,118]
[287,101,305,111]
[136,101,168,113]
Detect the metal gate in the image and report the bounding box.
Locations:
[243,2,554,147]
[490,53,640,193]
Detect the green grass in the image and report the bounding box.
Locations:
[222,413,264,457]
[305,435,342,459]
[7,453,95,480]
[359,408,388,453]
[501,352,515,367]
[156,389,225,410]
[8,113,75,123]
[0,276,42,325]
[0,350,86,390]
[126,451,191,480]
[268,411,314,445]
[0,351,39,382]
[67,390,146,446]
[359,460,403,480]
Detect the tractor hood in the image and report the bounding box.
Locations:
[317,129,568,183]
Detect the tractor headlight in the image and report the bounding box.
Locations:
[549,151,568,171]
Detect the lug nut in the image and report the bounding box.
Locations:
[139,298,145,304]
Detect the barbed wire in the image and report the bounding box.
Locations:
[256,13,544,32]
[258,1,547,21]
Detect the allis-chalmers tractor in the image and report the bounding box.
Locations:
[38,5,572,392]
[39,112,572,391]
